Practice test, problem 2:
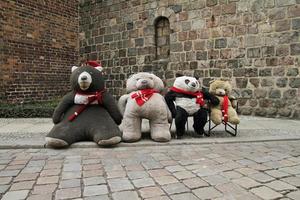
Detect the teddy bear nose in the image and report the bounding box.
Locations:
[81,76,88,81]
[191,82,196,87]
[141,80,148,84]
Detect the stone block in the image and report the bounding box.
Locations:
[276,0,296,7]
[55,188,81,199]
[291,43,300,55]
[288,5,300,17]
[2,190,29,200]
[215,38,227,48]
[207,0,218,7]
[283,89,297,99]
[222,3,236,14]
[196,51,208,60]
[289,78,300,88]
[262,46,275,57]
[236,78,248,88]
[83,185,108,197]
[170,43,183,52]
[287,68,299,76]
[292,18,300,30]
[275,20,291,32]
[193,187,222,199]
[112,191,140,200]
[247,48,261,58]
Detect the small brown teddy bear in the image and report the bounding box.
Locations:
[209,79,240,125]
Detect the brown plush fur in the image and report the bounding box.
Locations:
[209,80,240,125]
[118,72,171,142]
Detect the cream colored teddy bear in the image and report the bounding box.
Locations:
[209,79,240,125]
[118,72,171,142]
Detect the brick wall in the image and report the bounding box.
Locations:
[0,0,78,103]
[79,0,300,119]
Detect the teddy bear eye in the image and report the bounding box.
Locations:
[149,77,153,80]
[136,78,140,81]
[185,79,190,84]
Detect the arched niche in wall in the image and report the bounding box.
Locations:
[154,17,170,60]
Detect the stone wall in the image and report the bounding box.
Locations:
[0,0,79,103]
[79,0,300,119]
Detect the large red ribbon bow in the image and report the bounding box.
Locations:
[131,89,158,106]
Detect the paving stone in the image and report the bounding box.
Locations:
[287,190,300,200]
[192,186,223,199]
[83,164,102,170]
[127,171,149,179]
[250,186,283,199]
[61,171,81,179]
[221,171,243,179]
[85,195,109,200]
[162,182,189,195]
[32,184,57,195]
[235,167,259,175]
[26,194,52,200]
[59,179,81,188]
[40,169,61,176]
[202,174,229,185]
[173,170,195,180]
[145,196,170,200]
[265,170,290,178]
[0,177,12,185]
[170,193,198,200]
[154,175,178,185]
[2,190,29,200]
[10,180,35,190]
[148,169,170,177]
[83,169,104,177]
[107,170,127,179]
[233,177,261,189]
[165,165,185,172]
[280,165,300,175]
[55,187,81,199]
[182,177,209,189]
[83,185,108,197]
[248,172,275,183]
[281,176,300,187]
[83,177,106,186]
[0,185,10,194]
[63,163,81,172]
[139,186,165,199]
[14,173,39,182]
[133,177,155,188]
[21,166,43,173]
[0,170,20,177]
[266,180,297,191]
[37,176,59,184]
[108,178,134,192]
[112,191,140,200]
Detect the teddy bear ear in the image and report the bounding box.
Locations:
[71,66,78,72]
[175,73,184,77]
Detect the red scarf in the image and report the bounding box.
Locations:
[170,86,205,106]
[68,90,105,121]
[131,89,158,106]
[222,96,229,122]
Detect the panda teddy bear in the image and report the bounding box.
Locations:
[165,74,219,138]
[45,61,123,148]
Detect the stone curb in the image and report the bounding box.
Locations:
[1,136,300,149]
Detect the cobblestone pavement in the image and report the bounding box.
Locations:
[0,141,300,200]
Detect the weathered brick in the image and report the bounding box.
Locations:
[291,43,300,55]
[275,20,291,32]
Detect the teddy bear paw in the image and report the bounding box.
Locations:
[98,136,121,146]
[45,137,69,148]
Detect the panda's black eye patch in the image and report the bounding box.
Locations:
[185,79,190,84]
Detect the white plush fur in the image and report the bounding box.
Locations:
[74,94,98,104]
[175,97,199,115]
[173,76,201,115]
[174,76,200,93]
[119,73,171,142]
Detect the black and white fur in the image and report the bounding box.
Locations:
[165,75,219,138]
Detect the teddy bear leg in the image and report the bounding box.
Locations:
[91,126,122,146]
[193,109,208,135]
[175,106,189,138]
[45,123,80,148]
[150,120,171,142]
[228,107,240,125]
[122,116,142,142]
[210,108,222,125]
